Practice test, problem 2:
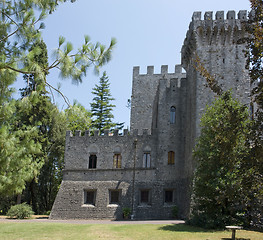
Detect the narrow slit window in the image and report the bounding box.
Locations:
[170,106,176,124]
[113,154,122,168]
[168,151,175,165]
[143,153,151,168]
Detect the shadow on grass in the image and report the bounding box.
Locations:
[221,239,250,240]
[158,223,216,233]
[159,225,251,240]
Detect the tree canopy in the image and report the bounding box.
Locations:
[0,0,116,91]
[64,102,92,134]
[0,0,116,197]
[190,91,251,229]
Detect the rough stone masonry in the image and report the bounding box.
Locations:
[50,10,251,220]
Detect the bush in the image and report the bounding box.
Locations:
[45,210,51,216]
[7,203,34,219]
[172,205,178,218]
[122,207,131,218]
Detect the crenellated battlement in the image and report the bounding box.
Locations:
[66,128,152,138]
[181,10,250,66]
[188,10,249,33]
[192,10,248,21]
[133,65,186,78]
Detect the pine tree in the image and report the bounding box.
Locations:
[90,71,123,133]
[15,40,67,214]
[0,0,115,202]
[0,1,116,90]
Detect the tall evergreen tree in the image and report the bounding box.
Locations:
[15,40,67,214]
[0,0,115,201]
[190,91,251,229]
[90,71,123,133]
[15,94,66,213]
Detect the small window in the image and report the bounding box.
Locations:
[140,190,150,204]
[170,106,176,124]
[164,190,174,203]
[168,151,175,165]
[89,155,97,169]
[84,190,96,205]
[113,154,122,168]
[109,190,121,204]
[143,153,151,168]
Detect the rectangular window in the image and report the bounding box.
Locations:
[164,190,174,203]
[113,154,122,168]
[109,190,121,204]
[168,151,175,165]
[84,190,96,205]
[140,190,150,204]
[143,153,151,168]
[89,155,97,169]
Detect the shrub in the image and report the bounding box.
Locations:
[122,207,131,218]
[7,203,34,219]
[45,210,51,216]
[172,205,178,218]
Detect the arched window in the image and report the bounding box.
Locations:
[143,153,151,168]
[168,151,175,165]
[113,154,122,168]
[113,146,122,168]
[170,106,176,124]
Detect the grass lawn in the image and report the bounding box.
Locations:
[0,221,262,240]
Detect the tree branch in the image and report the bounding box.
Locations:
[0,28,19,43]
[3,65,35,75]
[45,81,70,107]
[0,9,19,27]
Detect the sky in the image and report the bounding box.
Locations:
[14,0,251,129]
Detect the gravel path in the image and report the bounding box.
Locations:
[0,217,185,225]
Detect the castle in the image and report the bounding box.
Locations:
[50,10,251,220]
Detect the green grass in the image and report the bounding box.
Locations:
[0,222,262,240]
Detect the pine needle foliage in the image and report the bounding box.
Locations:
[90,71,123,133]
[7,203,34,219]
[0,0,115,199]
[0,0,116,97]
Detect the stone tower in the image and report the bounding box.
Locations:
[181,10,250,177]
[50,10,251,220]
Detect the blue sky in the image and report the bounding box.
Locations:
[14,0,251,129]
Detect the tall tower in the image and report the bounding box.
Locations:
[181,10,251,176]
[130,65,187,178]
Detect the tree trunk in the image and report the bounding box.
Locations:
[30,178,37,214]
[16,194,22,204]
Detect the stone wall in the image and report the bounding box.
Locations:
[181,10,251,175]
[50,130,187,220]
[50,10,251,220]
